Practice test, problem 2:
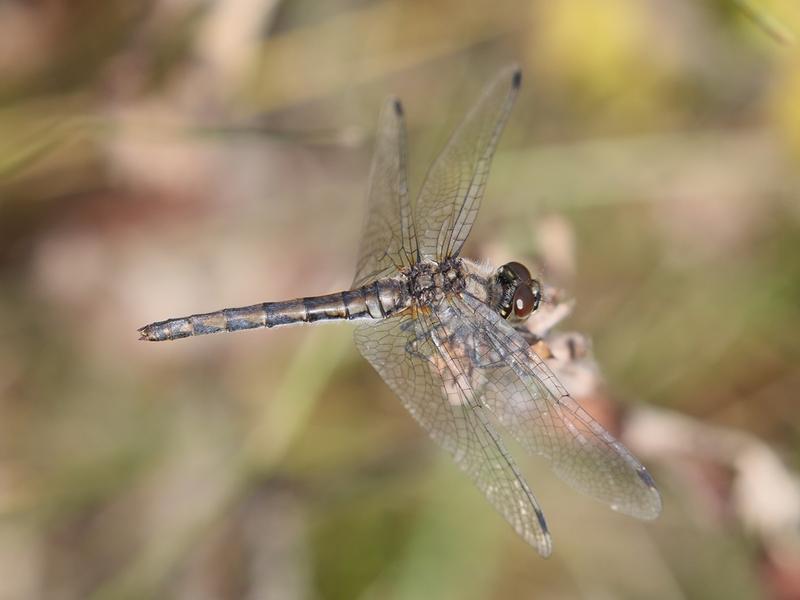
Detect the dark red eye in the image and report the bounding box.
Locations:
[505,261,532,283]
[513,285,535,318]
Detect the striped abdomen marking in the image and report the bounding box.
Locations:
[138,280,406,341]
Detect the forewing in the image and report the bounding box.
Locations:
[414,66,521,261]
[354,310,552,556]
[352,98,417,288]
[455,293,662,520]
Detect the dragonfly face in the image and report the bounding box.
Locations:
[139,65,661,558]
[496,261,542,322]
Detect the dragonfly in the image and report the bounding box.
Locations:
[139,65,661,556]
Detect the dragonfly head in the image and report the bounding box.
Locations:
[497,261,542,322]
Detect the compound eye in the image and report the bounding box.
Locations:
[505,261,531,283]
[513,284,535,318]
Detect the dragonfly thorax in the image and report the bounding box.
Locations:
[404,259,467,307]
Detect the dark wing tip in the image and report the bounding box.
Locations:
[637,466,657,489]
[511,68,522,89]
[534,508,553,558]
[535,507,549,534]
[393,98,404,116]
[634,467,663,520]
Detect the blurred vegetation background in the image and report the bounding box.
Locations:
[1,0,800,598]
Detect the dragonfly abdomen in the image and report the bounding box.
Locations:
[138,279,408,341]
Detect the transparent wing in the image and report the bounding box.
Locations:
[354,309,552,556]
[414,65,521,261]
[454,293,662,520]
[352,97,417,288]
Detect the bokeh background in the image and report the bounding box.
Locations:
[2,1,800,598]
